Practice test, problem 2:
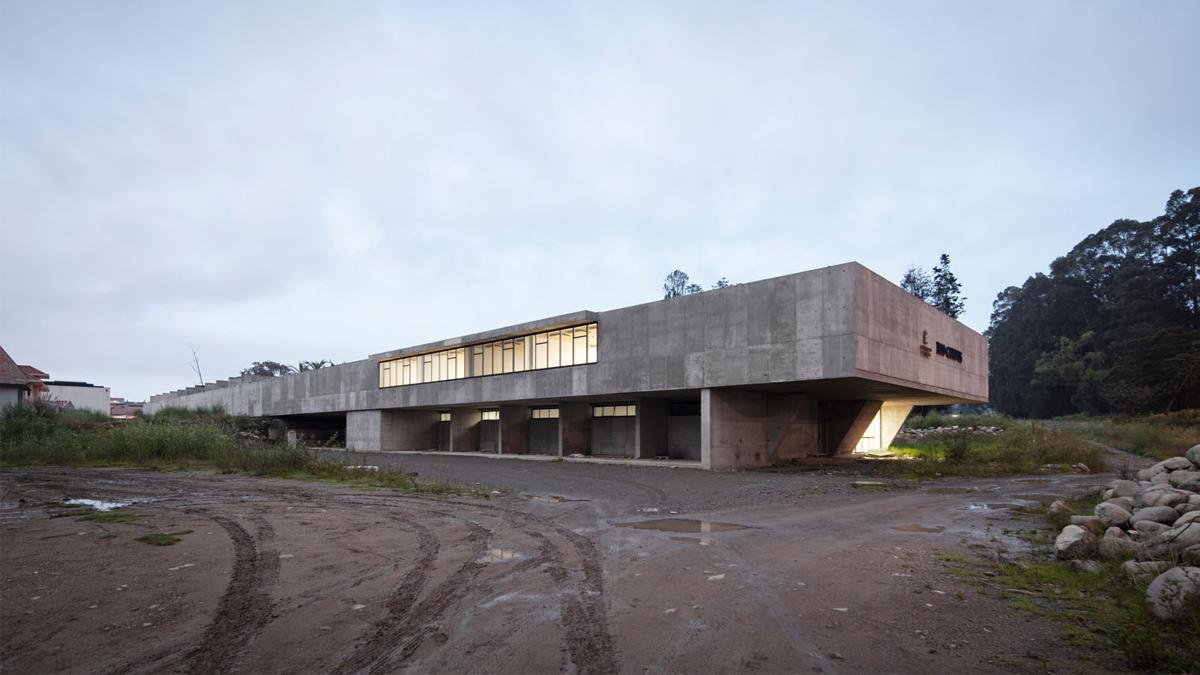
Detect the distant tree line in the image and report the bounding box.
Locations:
[240,360,333,377]
[987,187,1200,417]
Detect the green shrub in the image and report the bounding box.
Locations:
[882,422,1105,477]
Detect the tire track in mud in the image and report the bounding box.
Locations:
[334,520,438,674]
[335,517,492,674]
[334,494,618,675]
[184,514,280,674]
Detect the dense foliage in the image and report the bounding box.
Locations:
[987,187,1200,416]
[899,253,966,319]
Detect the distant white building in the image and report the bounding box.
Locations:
[43,381,111,415]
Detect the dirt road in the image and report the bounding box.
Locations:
[0,459,1118,673]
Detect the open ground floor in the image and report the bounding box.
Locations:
[0,464,1124,674]
[278,385,919,470]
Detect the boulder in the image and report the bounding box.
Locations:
[1177,503,1197,515]
[1136,457,1190,481]
[1192,494,1200,506]
[1069,515,1105,534]
[1134,520,1170,536]
[1135,488,1191,509]
[1141,519,1200,559]
[1185,545,1200,565]
[1073,463,1091,474]
[1123,559,1172,580]
[1109,479,1140,498]
[1098,527,1137,560]
[1186,444,1200,468]
[1145,567,1200,621]
[1049,499,1071,515]
[1130,506,1181,526]
[1176,510,1200,528]
[1095,502,1132,528]
[1150,473,1172,485]
[1103,496,1134,512]
[1167,470,1200,492]
[1055,525,1096,560]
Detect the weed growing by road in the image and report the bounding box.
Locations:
[1064,410,1199,460]
[0,402,482,497]
[877,424,1105,478]
[77,509,141,523]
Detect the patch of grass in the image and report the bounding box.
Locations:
[950,501,1200,671]
[77,509,141,523]
[135,529,194,546]
[1065,410,1199,460]
[901,412,1015,430]
[875,423,1105,478]
[0,402,485,497]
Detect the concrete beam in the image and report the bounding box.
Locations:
[347,410,382,452]
[701,388,771,470]
[560,402,590,457]
[346,409,438,452]
[499,405,530,455]
[634,398,668,459]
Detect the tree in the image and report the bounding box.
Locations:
[900,267,933,301]
[241,361,296,377]
[711,277,732,290]
[663,270,706,298]
[930,254,965,319]
[299,359,333,372]
[663,270,691,298]
[188,344,205,386]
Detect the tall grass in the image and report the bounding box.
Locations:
[0,401,472,496]
[1067,410,1199,460]
[880,423,1106,478]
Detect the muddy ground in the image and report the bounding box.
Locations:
[0,457,1138,674]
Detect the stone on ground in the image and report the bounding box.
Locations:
[1069,515,1104,534]
[1130,506,1181,526]
[1095,502,1132,528]
[1123,560,1172,580]
[1099,527,1137,560]
[1185,444,1200,468]
[1109,479,1140,498]
[1145,566,1200,621]
[1167,470,1200,492]
[1055,524,1095,560]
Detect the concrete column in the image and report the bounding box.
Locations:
[449,408,481,453]
[380,409,439,451]
[879,402,914,450]
[634,398,668,459]
[559,402,590,457]
[499,405,530,455]
[701,388,772,470]
[347,410,382,452]
[829,400,884,456]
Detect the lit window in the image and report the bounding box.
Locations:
[481,410,499,421]
[532,407,559,419]
[593,403,636,417]
[439,412,451,422]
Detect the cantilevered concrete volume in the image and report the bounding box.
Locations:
[147,262,988,469]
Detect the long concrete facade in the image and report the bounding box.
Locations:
[146,262,988,469]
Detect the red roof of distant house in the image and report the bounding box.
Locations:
[19,365,48,380]
[0,345,30,387]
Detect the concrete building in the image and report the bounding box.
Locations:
[146,263,988,469]
[43,381,111,415]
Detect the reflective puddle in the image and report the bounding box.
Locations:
[64,499,130,512]
[614,518,749,533]
[893,524,945,533]
[962,503,1020,512]
[479,548,524,563]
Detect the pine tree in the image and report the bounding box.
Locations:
[899,267,933,301]
[931,254,965,319]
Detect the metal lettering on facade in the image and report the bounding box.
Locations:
[936,342,963,363]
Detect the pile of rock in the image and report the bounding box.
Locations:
[898,425,1005,440]
[1053,445,1200,620]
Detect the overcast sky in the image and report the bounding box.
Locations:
[2,1,1197,401]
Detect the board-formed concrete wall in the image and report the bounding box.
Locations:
[147,262,987,419]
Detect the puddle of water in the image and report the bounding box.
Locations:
[64,499,130,512]
[924,487,978,495]
[480,548,524,563]
[893,524,945,533]
[670,536,714,546]
[962,503,1020,513]
[614,518,748,533]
